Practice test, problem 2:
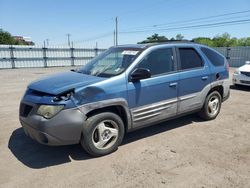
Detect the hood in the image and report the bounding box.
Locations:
[28,71,107,95]
[239,64,250,72]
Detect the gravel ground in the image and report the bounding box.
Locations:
[0,67,249,188]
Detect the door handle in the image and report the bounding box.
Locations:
[169,82,178,87]
[201,76,208,80]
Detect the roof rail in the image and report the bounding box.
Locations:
[139,40,197,45]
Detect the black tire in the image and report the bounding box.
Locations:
[234,83,240,88]
[81,112,125,157]
[199,91,222,120]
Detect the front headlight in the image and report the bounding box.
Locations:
[234,69,241,75]
[37,105,64,119]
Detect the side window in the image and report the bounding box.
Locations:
[138,48,174,76]
[179,48,203,70]
[201,47,225,66]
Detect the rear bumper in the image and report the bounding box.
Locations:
[19,101,86,146]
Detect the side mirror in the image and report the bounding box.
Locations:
[130,68,151,82]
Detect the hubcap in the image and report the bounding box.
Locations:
[208,96,219,116]
[92,120,119,150]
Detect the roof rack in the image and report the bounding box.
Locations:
[139,40,196,45]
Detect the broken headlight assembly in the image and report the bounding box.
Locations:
[53,90,74,102]
[37,105,64,119]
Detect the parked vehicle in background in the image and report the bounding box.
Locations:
[233,61,250,86]
[19,42,230,156]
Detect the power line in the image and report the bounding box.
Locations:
[120,19,250,34]
[158,20,250,34]
[55,9,250,46]
[59,18,250,45]
[73,32,113,44]
[122,9,250,32]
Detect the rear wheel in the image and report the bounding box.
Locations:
[81,112,124,157]
[199,91,222,120]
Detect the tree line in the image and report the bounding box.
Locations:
[1,28,250,47]
[138,33,250,47]
[0,29,34,45]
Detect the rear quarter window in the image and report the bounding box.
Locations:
[201,47,225,66]
[179,48,203,70]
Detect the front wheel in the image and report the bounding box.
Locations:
[81,112,125,157]
[199,91,222,120]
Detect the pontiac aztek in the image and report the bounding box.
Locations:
[19,42,230,156]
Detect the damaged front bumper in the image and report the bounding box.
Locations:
[19,101,86,145]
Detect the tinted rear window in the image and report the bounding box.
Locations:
[201,47,224,66]
[179,48,203,70]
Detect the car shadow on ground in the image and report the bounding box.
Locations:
[230,85,250,91]
[8,114,202,169]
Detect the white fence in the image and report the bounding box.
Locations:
[0,45,106,69]
[0,45,250,68]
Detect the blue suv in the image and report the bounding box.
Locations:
[19,42,230,156]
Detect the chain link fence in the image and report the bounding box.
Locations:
[0,45,250,69]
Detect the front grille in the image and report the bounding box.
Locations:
[241,71,250,77]
[240,80,250,85]
[20,103,33,117]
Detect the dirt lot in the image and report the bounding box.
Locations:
[0,67,249,188]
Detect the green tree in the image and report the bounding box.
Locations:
[238,37,250,46]
[175,34,184,40]
[139,33,250,47]
[0,29,15,45]
[192,37,214,47]
[138,33,168,44]
[212,33,239,47]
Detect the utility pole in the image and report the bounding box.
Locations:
[66,33,71,47]
[43,40,46,48]
[115,17,118,46]
[46,39,49,47]
[113,30,116,46]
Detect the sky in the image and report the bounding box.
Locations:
[0,0,249,48]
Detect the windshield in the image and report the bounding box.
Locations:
[79,47,142,78]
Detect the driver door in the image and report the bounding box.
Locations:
[126,47,179,128]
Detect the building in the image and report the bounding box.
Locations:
[13,36,34,45]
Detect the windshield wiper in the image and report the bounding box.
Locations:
[94,65,114,77]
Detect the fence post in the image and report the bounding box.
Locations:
[226,47,231,60]
[94,48,98,57]
[42,47,47,68]
[9,46,15,69]
[70,47,75,66]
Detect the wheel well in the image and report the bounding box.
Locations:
[85,106,128,130]
[208,85,223,98]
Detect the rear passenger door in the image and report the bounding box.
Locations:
[176,47,210,114]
